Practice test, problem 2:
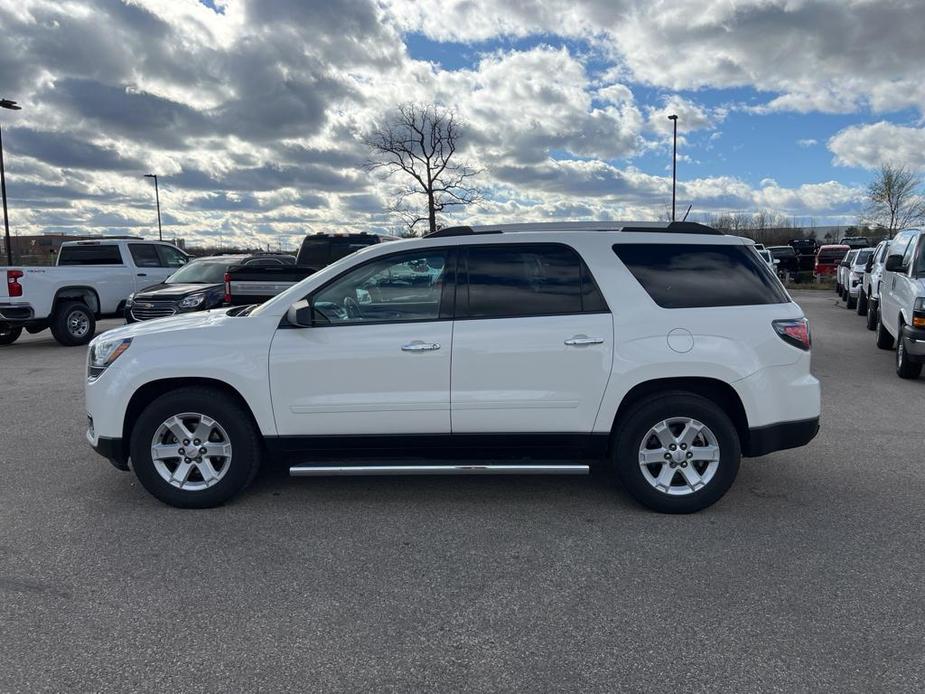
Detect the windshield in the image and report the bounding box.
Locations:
[818,249,848,263]
[854,249,874,266]
[165,260,231,284]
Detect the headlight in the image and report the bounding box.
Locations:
[88,338,132,381]
[125,292,135,307]
[178,294,206,309]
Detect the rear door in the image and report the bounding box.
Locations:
[128,243,174,288]
[450,243,613,433]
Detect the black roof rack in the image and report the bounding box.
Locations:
[424,226,478,238]
[620,222,721,235]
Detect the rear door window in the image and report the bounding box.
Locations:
[461,244,608,318]
[57,244,124,265]
[612,243,789,308]
[129,244,163,267]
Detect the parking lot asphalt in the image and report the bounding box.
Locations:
[1,291,923,693]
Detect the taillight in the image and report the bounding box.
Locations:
[7,270,23,297]
[224,272,231,304]
[912,298,925,328]
[773,318,811,351]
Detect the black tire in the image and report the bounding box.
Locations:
[876,313,895,350]
[129,387,262,508]
[0,324,22,345]
[846,292,857,310]
[856,290,868,316]
[835,283,841,295]
[866,301,878,331]
[611,392,741,514]
[896,327,923,380]
[49,301,96,346]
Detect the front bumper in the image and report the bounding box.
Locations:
[744,417,820,457]
[86,426,129,471]
[901,325,925,360]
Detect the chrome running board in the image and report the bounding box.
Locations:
[289,464,589,477]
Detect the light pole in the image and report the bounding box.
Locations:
[667,114,678,222]
[1,98,22,265]
[143,173,163,241]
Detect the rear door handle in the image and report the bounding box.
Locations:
[564,335,604,346]
[137,273,147,277]
[402,341,440,352]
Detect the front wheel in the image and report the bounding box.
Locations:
[0,324,22,345]
[896,329,923,380]
[129,387,262,508]
[866,301,879,331]
[846,291,857,310]
[612,393,741,513]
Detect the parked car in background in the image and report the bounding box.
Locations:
[768,245,799,275]
[1,239,188,346]
[835,249,858,295]
[789,238,819,272]
[840,236,870,249]
[875,228,925,378]
[86,220,820,513]
[224,232,400,307]
[757,248,778,270]
[817,244,849,285]
[861,240,890,329]
[842,248,874,310]
[126,254,295,322]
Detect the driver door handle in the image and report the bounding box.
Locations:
[564,335,604,346]
[402,341,440,352]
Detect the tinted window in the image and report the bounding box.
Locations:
[770,247,796,258]
[129,244,162,267]
[818,248,848,263]
[613,243,789,309]
[313,250,448,324]
[57,244,123,265]
[853,249,874,266]
[157,245,188,267]
[463,244,605,318]
[330,236,378,262]
[243,257,284,266]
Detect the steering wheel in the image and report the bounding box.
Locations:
[343,296,362,319]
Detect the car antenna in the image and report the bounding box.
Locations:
[681,203,693,222]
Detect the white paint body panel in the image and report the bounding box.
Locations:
[269,321,452,435]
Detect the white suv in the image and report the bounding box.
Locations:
[85,221,821,513]
[843,247,874,310]
[861,239,889,328]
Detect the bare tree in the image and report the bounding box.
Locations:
[364,104,482,235]
[863,163,925,237]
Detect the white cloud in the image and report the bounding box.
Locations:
[797,139,818,148]
[828,121,925,171]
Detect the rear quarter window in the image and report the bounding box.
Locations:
[612,243,789,309]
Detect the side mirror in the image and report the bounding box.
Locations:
[865,257,874,272]
[885,254,905,272]
[286,299,313,327]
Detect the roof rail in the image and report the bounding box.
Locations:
[424,221,721,237]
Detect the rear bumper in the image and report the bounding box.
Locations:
[744,417,820,457]
[0,303,35,323]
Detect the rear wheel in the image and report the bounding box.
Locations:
[856,290,868,315]
[896,328,923,379]
[50,301,95,346]
[876,313,895,350]
[129,387,261,508]
[846,291,857,310]
[612,393,740,513]
[0,324,22,345]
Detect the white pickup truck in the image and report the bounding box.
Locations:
[1,238,188,346]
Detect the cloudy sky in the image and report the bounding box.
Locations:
[0,0,923,248]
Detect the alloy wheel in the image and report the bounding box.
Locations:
[638,417,720,496]
[150,412,233,491]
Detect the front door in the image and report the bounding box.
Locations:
[450,243,613,433]
[269,247,454,436]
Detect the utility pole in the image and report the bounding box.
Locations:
[667,114,678,222]
[143,174,162,241]
[1,98,22,265]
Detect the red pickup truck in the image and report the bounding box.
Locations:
[814,244,849,279]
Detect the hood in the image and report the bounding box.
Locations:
[134,282,223,299]
[97,307,235,342]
